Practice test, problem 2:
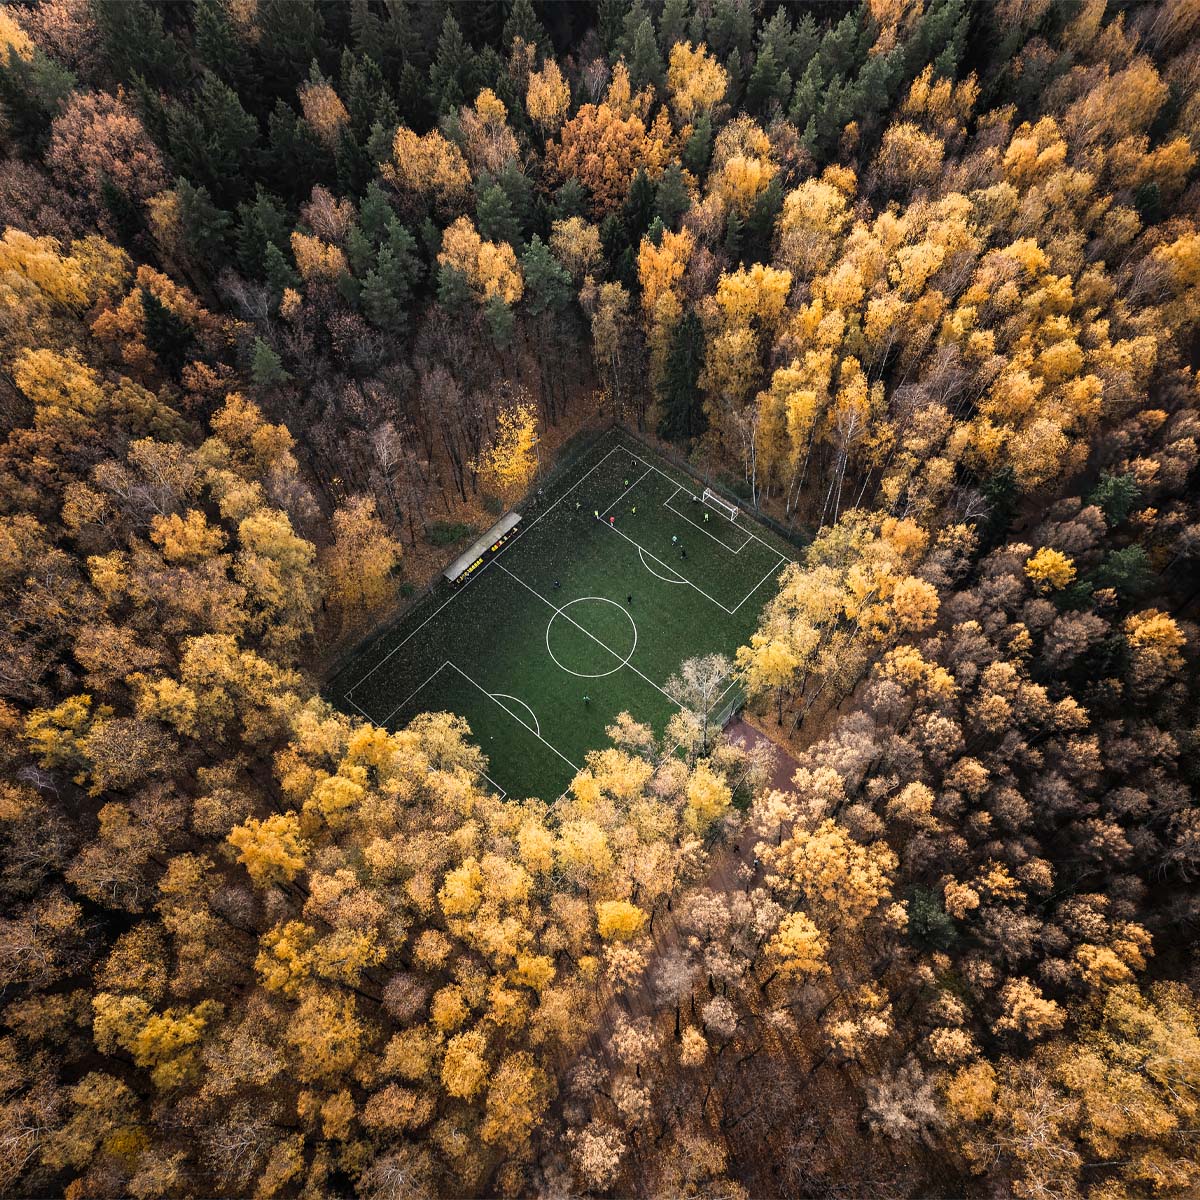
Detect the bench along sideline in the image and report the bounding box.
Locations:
[444,511,523,586]
[701,487,739,522]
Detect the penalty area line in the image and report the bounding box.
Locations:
[638,546,687,583]
[444,661,580,774]
[663,492,752,554]
[490,692,541,737]
[730,554,789,614]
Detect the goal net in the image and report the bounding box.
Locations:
[701,488,738,522]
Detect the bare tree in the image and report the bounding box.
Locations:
[665,653,733,755]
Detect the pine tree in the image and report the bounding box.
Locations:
[263,240,300,295]
[100,177,144,244]
[497,161,536,241]
[629,17,666,95]
[166,72,261,207]
[264,99,328,202]
[658,311,706,441]
[706,0,753,60]
[194,0,253,93]
[176,178,233,267]
[743,177,782,264]
[552,179,590,221]
[340,51,398,140]
[358,182,397,244]
[346,224,374,276]
[906,0,970,81]
[757,8,798,78]
[250,337,291,386]
[350,0,410,76]
[1090,473,1141,526]
[503,0,547,52]
[389,61,429,129]
[360,266,403,330]
[366,118,395,169]
[437,264,472,312]
[622,170,657,244]
[485,294,516,349]
[236,187,292,278]
[256,0,327,99]
[140,288,194,378]
[430,13,479,116]
[655,162,690,229]
[378,219,422,302]
[682,112,713,174]
[93,0,186,88]
[597,0,628,56]
[659,0,690,54]
[746,43,786,114]
[0,47,75,155]
[724,207,745,262]
[335,126,374,196]
[521,236,572,316]
[1093,546,1153,600]
[477,179,521,247]
[854,47,903,131]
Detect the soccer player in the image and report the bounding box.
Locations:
[575,500,581,511]
[631,505,637,515]
[553,579,560,589]
[583,694,590,706]
[671,534,678,545]
[703,511,710,523]
[624,477,629,487]
[594,509,599,519]
[681,547,687,559]
[627,594,632,605]
[609,515,615,526]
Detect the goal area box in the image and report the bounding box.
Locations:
[444,511,522,586]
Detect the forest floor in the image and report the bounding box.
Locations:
[560,718,918,1195]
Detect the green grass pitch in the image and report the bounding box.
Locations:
[327,433,798,802]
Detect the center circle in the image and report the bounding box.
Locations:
[545,597,638,678]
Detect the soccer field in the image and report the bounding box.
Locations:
[327,433,797,802]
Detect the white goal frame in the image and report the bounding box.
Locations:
[702,487,739,522]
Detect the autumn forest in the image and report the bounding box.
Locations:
[1,0,1200,1196]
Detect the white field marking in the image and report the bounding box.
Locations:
[663,490,752,554]
[545,597,638,679]
[445,661,581,773]
[702,489,739,521]
[379,660,454,727]
[730,554,789,615]
[624,448,780,557]
[638,546,687,583]
[346,445,627,698]
[602,519,736,613]
[489,692,541,736]
[359,665,508,797]
[601,464,653,516]
[477,768,508,801]
[498,564,682,710]
[601,451,794,610]
[346,694,383,726]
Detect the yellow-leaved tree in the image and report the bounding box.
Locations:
[472,401,539,505]
[323,497,404,623]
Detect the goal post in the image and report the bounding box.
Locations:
[701,487,738,522]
